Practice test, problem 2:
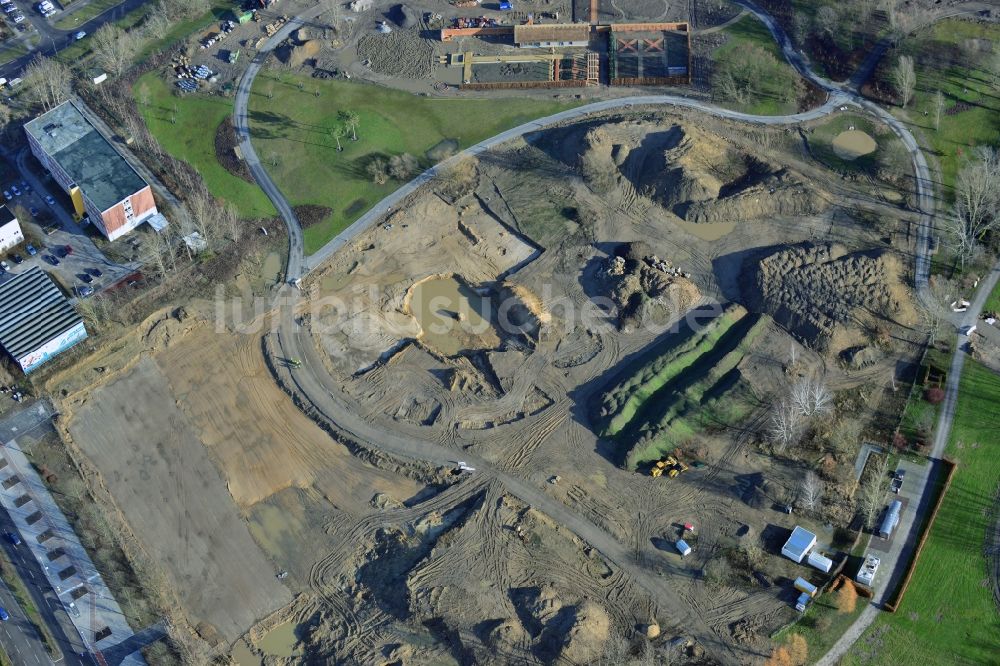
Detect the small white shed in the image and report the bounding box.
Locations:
[675,539,692,557]
[807,550,833,573]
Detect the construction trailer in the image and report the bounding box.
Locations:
[793,577,817,598]
[675,540,691,557]
[806,550,833,573]
[879,500,903,539]
[856,553,880,586]
[781,526,817,564]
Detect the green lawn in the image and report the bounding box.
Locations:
[776,593,866,664]
[808,112,909,179]
[984,279,1000,315]
[891,19,1000,192]
[842,359,1000,665]
[712,13,802,115]
[134,72,276,219]
[247,73,579,254]
[54,0,125,30]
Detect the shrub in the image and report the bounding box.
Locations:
[924,387,945,404]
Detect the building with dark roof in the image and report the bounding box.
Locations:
[0,267,87,373]
[24,100,157,241]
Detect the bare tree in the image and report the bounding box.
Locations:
[829,417,862,455]
[948,147,1000,269]
[143,5,173,40]
[791,376,832,417]
[893,55,916,107]
[0,102,11,130]
[859,453,890,529]
[768,399,802,452]
[814,6,838,34]
[388,153,418,181]
[932,90,945,131]
[220,205,241,243]
[92,24,139,77]
[329,123,345,151]
[367,157,388,185]
[799,471,823,511]
[22,56,72,111]
[339,110,360,140]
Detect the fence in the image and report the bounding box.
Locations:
[460,79,589,90]
[884,458,957,612]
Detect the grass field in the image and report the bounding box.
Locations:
[891,19,1000,192]
[134,72,276,219]
[54,0,126,30]
[712,14,802,116]
[843,358,1000,665]
[247,73,579,254]
[984,279,1000,315]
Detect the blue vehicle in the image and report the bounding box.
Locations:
[4,532,20,546]
[0,607,9,621]
[26,244,37,256]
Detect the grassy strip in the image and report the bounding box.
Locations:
[628,316,767,467]
[775,595,866,663]
[843,359,1000,665]
[247,72,580,253]
[54,0,125,30]
[135,72,276,219]
[600,309,743,437]
[984,279,1000,315]
[0,549,60,656]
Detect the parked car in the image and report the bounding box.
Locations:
[20,180,30,192]
[44,194,55,205]
[891,469,906,494]
[4,531,20,546]
[26,243,37,256]
[12,254,22,264]
[10,184,20,196]
[76,285,94,297]
[0,260,8,271]
[74,30,86,40]
[0,607,8,622]
[12,14,25,23]
[79,273,92,284]
[45,254,59,266]
[86,267,102,277]
[29,206,38,217]
[2,191,10,200]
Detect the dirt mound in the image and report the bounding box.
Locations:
[387,3,417,28]
[574,120,827,223]
[742,242,907,351]
[280,39,322,68]
[599,241,700,331]
[357,30,433,78]
[558,600,611,663]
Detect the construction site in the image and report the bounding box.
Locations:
[41,86,931,663]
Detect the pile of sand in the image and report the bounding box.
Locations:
[575,120,826,223]
[742,242,907,351]
[600,241,701,331]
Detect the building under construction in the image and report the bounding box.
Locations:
[440,20,690,90]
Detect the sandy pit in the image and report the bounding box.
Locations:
[832,130,877,160]
[406,274,501,356]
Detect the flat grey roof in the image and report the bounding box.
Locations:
[24,100,148,213]
[783,526,816,555]
[0,267,83,359]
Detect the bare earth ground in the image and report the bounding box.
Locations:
[52,100,921,662]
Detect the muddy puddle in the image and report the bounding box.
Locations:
[674,218,736,240]
[258,621,302,658]
[407,275,501,356]
[231,639,261,666]
[832,130,877,160]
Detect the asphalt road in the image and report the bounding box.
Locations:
[0,575,52,666]
[0,0,153,81]
[0,507,91,666]
[232,2,966,663]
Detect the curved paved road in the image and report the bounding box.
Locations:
[233,3,956,663]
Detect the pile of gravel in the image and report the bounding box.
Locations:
[357,30,433,78]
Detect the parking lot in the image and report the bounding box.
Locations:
[0,150,136,299]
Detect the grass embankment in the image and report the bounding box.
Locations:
[134,72,276,219]
[595,307,764,468]
[248,73,579,254]
[984,279,1000,315]
[887,19,1000,191]
[711,13,802,116]
[54,0,127,30]
[842,359,1000,665]
[775,593,866,664]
